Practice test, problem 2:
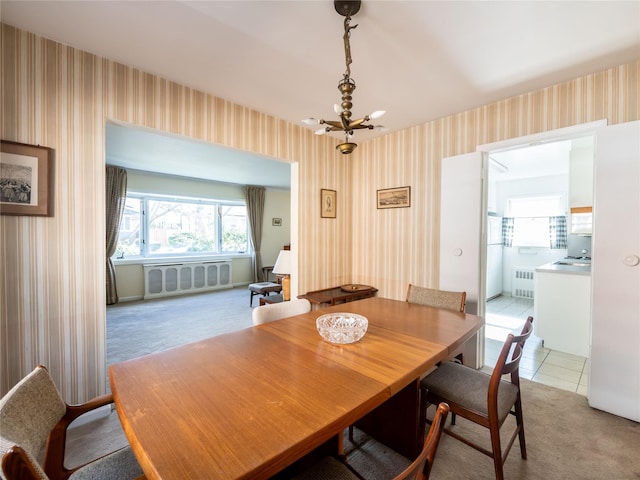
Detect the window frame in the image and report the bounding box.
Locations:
[114,192,251,261]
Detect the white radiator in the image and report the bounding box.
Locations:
[143,260,232,300]
[512,267,535,299]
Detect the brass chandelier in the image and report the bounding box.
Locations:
[303,0,385,155]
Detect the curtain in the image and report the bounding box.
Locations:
[549,215,568,249]
[502,217,514,247]
[105,166,127,305]
[244,186,265,282]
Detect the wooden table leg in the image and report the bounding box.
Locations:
[353,379,421,460]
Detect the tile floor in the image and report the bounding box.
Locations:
[483,295,588,396]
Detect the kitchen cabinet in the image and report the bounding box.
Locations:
[534,267,591,357]
[569,142,594,208]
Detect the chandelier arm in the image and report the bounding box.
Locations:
[349,124,372,131]
[347,116,371,128]
[322,120,343,129]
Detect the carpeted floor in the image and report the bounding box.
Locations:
[345,380,640,479]
[107,286,254,367]
[91,288,640,479]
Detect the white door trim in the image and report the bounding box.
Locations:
[476,120,608,154]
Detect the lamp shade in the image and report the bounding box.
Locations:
[273,250,291,275]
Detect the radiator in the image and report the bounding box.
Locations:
[143,260,232,300]
[512,267,535,299]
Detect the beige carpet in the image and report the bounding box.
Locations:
[345,378,640,480]
[66,377,640,479]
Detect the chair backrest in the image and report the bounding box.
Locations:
[0,366,65,458]
[513,316,534,356]
[395,402,449,480]
[1,365,66,480]
[488,317,534,410]
[406,284,466,313]
[252,298,312,325]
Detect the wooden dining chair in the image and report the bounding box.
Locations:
[292,402,450,480]
[406,284,467,365]
[0,365,144,480]
[251,298,311,325]
[405,284,466,313]
[419,317,534,480]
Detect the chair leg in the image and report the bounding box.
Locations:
[489,421,505,480]
[348,425,355,443]
[514,396,527,459]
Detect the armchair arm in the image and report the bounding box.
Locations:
[2,445,46,480]
[43,393,117,480]
[61,393,115,427]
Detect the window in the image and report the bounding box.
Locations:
[506,195,565,248]
[115,194,249,259]
[511,217,551,247]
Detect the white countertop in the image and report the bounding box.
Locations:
[536,262,591,276]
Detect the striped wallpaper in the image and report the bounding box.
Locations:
[1,23,638,401]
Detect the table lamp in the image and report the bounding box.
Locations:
[273,250,291,301]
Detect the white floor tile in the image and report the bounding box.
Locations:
[485,295,587,397]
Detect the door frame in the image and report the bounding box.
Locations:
[472,120,607,363]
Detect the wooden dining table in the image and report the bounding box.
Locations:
[109,297,484,480]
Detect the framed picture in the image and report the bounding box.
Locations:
[377,186,411,209]
[272,217,282,226]
[1,140,54,216]
[321,189,336,218]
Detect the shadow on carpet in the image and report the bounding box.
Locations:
[344,379,639,480]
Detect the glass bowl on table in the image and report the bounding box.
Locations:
[316,313,368,344]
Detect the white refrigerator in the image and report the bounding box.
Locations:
[486,215,503,300]
[589,121,640,422]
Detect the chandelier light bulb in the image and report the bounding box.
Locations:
[370,110,386,119]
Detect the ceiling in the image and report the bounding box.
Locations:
[3,1,638,188]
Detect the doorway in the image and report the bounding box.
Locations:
[480,134,595,396]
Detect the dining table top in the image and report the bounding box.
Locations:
[109,296,484,480]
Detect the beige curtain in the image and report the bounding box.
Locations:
[106,166,127,305]
[244,186,265,282]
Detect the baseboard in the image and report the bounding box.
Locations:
[118,295,143,302]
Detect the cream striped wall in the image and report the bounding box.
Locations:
[351,62,639,300]
[1,22,637,400]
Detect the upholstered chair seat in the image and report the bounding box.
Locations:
[419,362,519,423]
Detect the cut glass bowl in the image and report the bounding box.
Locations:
[316,313,368,344]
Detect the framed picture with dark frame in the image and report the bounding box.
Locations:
[377,186,411,209]
[321,189,337,218]
[1,140,54,216]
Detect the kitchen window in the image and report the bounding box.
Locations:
[504,195,566,248]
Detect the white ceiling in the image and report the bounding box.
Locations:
[3,1,638,188]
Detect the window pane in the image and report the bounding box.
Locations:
[115,198,142,258]
[512,217,550,247]
[148,200,217,254]
[221,205,248,252]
